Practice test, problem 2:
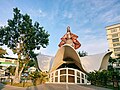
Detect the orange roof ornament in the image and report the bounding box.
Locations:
[58,26,81,49]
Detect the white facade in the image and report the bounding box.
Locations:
[106,23,120,58]
[49,68,87,84]
[37,45,111,84]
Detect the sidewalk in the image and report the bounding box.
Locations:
[0,83,112,90]
[0,83,25,90]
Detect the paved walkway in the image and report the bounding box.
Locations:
[0,83,112,90]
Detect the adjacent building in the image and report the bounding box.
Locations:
[0,57,16,76]
[106,23,120,58]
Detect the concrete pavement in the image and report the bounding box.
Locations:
[0,83,112,90]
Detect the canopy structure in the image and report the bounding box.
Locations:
[50,44,112,73]
[80,52,112,72]
[37,54,53,72]
[50,44,85,72]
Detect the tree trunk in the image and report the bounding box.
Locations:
[13,60,20,83]
[18,63,26,81]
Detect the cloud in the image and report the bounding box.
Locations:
[79,38,108,55]
[1,45,18,58]
[63,12,73,19]
[28,9,46,18]
[97,8,120,23]
[84,29,92,34]
[0,21,7,26]
[76,27,108,55]
[69,0,120,26]
[87,1,120,24]
[90,0,116,10]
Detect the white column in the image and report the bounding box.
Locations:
[53,71,55,83]
[66,68,68,83]
[75,70,77,84]
[80,72,82,84]
[58,70,60,83]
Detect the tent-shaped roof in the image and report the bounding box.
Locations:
[80,52,112,72]
[37,45,112,73]
[50,44,112,73]
[50,44,85,72]
[37,54,53,72]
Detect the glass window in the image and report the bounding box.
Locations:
[55,71,58,76]
[51,73,54,77]
[68,76,75,83]
[60,75,66,82]
[81,73,84,78]
[60,69,66,75]
[68,69,74,75]
[55,77,58,82]
[114,47,120,52]
[113,43,120,47]
[112,34,118,38]
[77,72,80,77]
[111,29,117,33]
[82,79,84,83]
[85,75,87,79]
[77,77,80,83]
[115,53,119,56]
[51,78,53,82]
[112,38,119,42]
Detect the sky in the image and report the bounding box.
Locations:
[0,0,120,57]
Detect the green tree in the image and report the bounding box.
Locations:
[108,57,117,69]
[78,51,88,57]
[87,72,96,85]
[0,8,50,83]
[39,72,49,84]
[29,71,48,85]
[87,70,112,86]
[0,47,7,57]
[6,66,16,76]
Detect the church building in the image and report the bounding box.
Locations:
[37,26,112,84]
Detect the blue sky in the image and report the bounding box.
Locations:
[0,0,120,57]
